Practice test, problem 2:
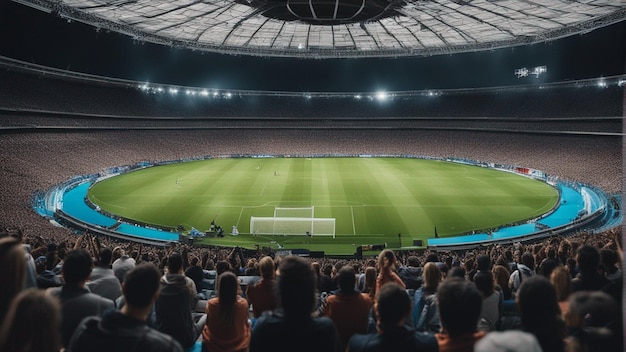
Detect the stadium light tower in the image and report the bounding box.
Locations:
[375,91,388,101]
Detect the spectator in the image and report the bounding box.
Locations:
[564,291,622,352]
[357,259,377,291]
[361,266,377,300]
[250,256,340,352]
[435,278,485,352]
[412,262,441,329]
[599,248,621,282]
[67,263,183,352]
[473,270,501,331]
[550,265,572,318]
[539,245,561,278]
[447,266,466,279]
[347,282,437,352]
[318,262,336,293]
[322,266,373,351]
[246,256,278,319]
[215,260,233,276]
[184,256,204,296]
[155,252,202,350]
[375,249,405,295]
[0,288,61,352]
[397,255,423,290]
[48,248,115,347]
[202,272,251,352]
[0,237,26,325]
[112,247,136,283]
[571,245,610,292]
[492,264,512,300]
[86,247,122,302]
[244,258,259,276]
[508,252,535,295]
[516,276,566,352]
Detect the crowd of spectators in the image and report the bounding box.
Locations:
[0,223,622,351]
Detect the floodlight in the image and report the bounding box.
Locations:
[514,67,529,78]
[200,90,209,96]
[169,88,179,94]
[375,91,388,101]
[354,94,362,99]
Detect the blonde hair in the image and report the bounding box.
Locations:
[258,256,275,280]
[422,262,442,291]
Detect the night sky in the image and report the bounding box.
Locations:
[0,0,624,92]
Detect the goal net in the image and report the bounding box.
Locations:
[250,207,335,237]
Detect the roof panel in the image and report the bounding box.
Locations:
[21,0,625,57]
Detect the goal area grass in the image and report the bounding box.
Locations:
[87,157,559,255]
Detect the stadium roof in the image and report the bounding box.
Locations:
[15,0,626,58]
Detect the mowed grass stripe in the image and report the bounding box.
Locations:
[87,158,559,254]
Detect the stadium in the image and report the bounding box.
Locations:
[0,3,622,253]
[0,0,624,350]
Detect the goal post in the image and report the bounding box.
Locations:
[250,206,335,237]
[273,206,315,218]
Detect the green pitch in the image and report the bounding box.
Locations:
[87,157,558,255]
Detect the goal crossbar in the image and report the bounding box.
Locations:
[250,216,335,237]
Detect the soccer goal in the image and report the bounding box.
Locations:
[250,206,336,237]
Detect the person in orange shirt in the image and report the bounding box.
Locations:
[246,256,278,320]
[323,266,373,351]
[435,278,485,352]
[202,272,250,352]
[375,249,405,295]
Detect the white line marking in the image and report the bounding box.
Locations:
[351,206,356,235]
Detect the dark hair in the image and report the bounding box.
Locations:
[337,266,356,293]
[376,282,410,330]
[476,255,491,271]
[216,272,239,325]
[447,266,466,279]
[577,245,600,274]
[167,252,183,273]
[123,263,161,308]
[98,247,113,266]
[216,260,232,276]
[407,256,420,267]
[437,278,482,336]
[473,271,495,297]
[62,248,93,285]
[521,252,535,269]
[517,276,565,352]
[190,256,199,266]
[566,291,621,352]
[278,256,316,318]
[425,252,439,263]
